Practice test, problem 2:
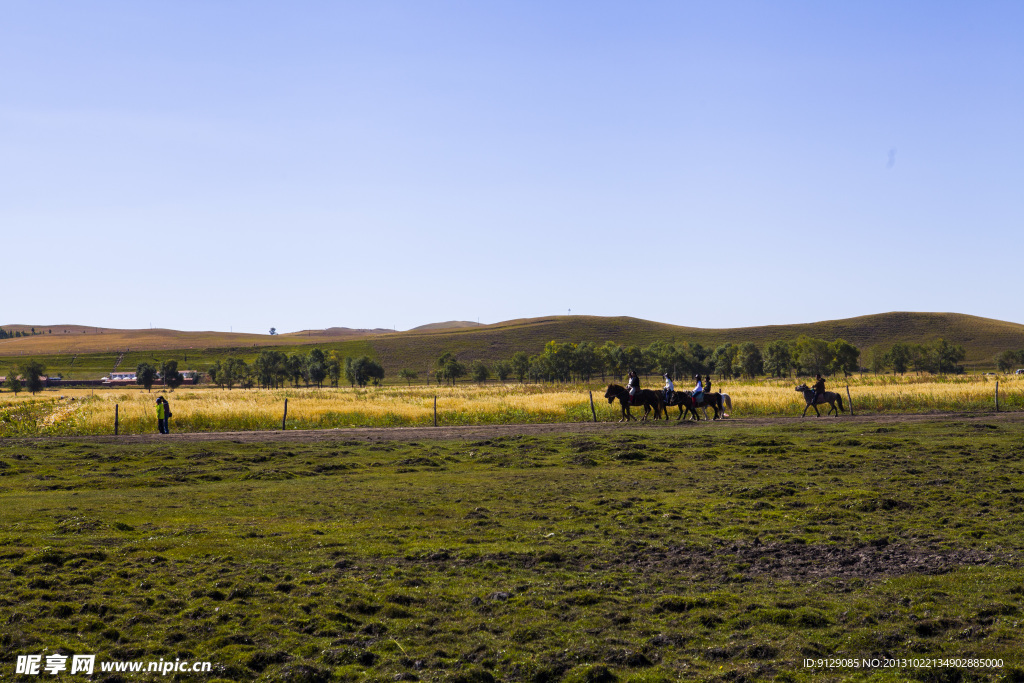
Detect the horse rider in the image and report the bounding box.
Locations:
[704,374,712,394]
[663,373,674,405]
[812,373,826,404]
[692,374,704,405]
[627,370,640,404]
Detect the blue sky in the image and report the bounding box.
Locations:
[4,2,1022,333]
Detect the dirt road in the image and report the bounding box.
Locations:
[14,410,1022,445]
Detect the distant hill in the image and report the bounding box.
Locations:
[368,312,1024,373]
[3,312,1023,377]
[410,321,483,331]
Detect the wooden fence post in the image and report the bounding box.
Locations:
[589,391,597,422]
[282,398,288,430]
[114,404,119,435]
[846,385,854,416]
[433,396,437,427]
[995,381,999,412]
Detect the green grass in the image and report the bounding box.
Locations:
[2,418,1024,681]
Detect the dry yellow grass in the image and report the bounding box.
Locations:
[2,374,1021,436]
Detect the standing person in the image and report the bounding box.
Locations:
[627,370,640,403]
[162,396,172,434]
[156,398,167,434]
[663,373,674,405]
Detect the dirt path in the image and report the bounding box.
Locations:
[15,410,1023,445]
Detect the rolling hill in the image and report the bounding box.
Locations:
[2,312,1023,379]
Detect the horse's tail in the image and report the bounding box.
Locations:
[837,394,845,412]
[724,394,732,410]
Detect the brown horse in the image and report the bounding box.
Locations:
[795,384,845,417]
[604,384,663,422]
[675,390,723,420]
[658,390,702,421]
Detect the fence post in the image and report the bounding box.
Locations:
[589,391,597,422]
[282,398,288,430]
[114,404,119,435]
[846,385,854,416]
[433,396,437,427]
[995,381,999,412]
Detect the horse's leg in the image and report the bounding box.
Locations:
[802,403,810,417]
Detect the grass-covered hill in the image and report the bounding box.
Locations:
[3,312,1023,379]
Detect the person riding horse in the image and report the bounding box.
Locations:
[627,370,640,404]
[704,375,712,394]
[812,374,826,405]
[692,374,703,405]
[662,373,674,405]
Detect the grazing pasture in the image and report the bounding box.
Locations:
[1,416,1023,681]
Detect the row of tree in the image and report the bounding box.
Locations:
[0,327,44,339]
[430,337,864,385]
[429,337,987,385]
[205,349,384,390]
[868,340,967,375]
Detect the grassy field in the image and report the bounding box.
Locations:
[4,312,1024,380]
[2,417,1023,681]
[1,375,1022,438]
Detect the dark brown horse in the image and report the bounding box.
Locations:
[658,390,702,421]
[674,390,723,420]
[605,384,663,422]
[795,383,845,417]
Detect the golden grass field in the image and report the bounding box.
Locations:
[1,374,1022,437]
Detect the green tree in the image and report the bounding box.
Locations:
[327,357,343,387]
[20,360,46,394]
[136,362,158,392]
[287,354,306,387]
[793,336,830,376]
[399,368,418,386]
[887,342,913,375]
[763,340,793,378]
[933,339,966,374]
[736,342,764,378]
[710,343,738,379]
[255,350,287,388]
[472,361,491,383]
[510,352,530,383]
[160,360,184,390]
[307,349,327,388]
[996,349,1024,373]
[828,339,861,377]
[494,361,511,383]
[347,356,385,387]
[5,369,22,395]
[435,352,466,386]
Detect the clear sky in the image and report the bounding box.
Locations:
[4,1,1022,333]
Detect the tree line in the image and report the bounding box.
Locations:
[204,349,384,390]
[428,336,861,385]
[428,336,982,384]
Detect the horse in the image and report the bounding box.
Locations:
[604,384,663,422]
[700,393,732,420]
[658,390,701,421]
[666,390,722,421]
[795,383,845,417]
